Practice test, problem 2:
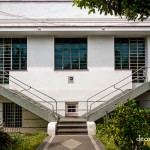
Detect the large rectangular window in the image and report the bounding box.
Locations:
[0,38,27,84]
[3,103,22,127]
[115,38,145,82]
[55,38,87,70]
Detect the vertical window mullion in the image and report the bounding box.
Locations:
[70,42,72,69]
[62,44,64,70]
[3,38,4,84]
[11,38,12,70]
[19,45,21,70]
[79,42,80,69]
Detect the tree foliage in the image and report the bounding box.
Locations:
[73,0,150,21]
[96,99,150,150]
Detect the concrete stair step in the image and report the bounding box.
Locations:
[56,118,88,135]
[57,132,88,135]
[57,124,87,127]
[57,128,88,131]
[59,119,86,123]
[57,128,88,133]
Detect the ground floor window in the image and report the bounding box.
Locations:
[3,103,22,127]
[55,38,87,70]
[115,38,145,82]
[0,38,27,84]
[65,102,78,117]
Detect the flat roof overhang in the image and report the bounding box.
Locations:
[0,26,150,37]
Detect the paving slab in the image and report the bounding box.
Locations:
[36,136,51,150]
[37,135,105,150]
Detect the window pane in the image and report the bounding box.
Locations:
[12,38,27,70]
[55,38,87,70]
[115,38,145,83]
[3,103,22,127]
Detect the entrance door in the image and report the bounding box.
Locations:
[65,102,78,117]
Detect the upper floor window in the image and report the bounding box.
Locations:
[12,38,27,70]
[55,38,87,70]
[115,38,145,82]
[0,38,27,84]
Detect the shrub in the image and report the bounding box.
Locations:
[96,99,150,150]
[0,130,13,150]
[10,131,47,150]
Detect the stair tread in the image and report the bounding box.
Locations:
[57,128,88,132]
[57,133,88,135]
[59,118,86,122]
[57,124,87,127]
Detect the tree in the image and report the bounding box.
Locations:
[73,0,150,21]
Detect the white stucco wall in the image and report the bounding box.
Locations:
[9,35,132,116]
[27,36,54,68]
[22,108,48,128]
[88,35,114,67]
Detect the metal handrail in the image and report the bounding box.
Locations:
[0,70,58,115]
[87,66,149,113]
[89,77,141,111]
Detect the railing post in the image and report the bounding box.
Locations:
[56,102,57,114]
[87,102,88,113]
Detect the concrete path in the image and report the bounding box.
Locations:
[37,135,105,150]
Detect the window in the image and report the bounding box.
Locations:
[115,38,145,82]
[65,102,78,113]
[55,38,87,70]
[0,38,27,84]
[3,103,22,127]
[12,38,27,70]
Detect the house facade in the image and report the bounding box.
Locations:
[0,0,150,133]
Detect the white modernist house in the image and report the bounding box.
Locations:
[0,0,150,134]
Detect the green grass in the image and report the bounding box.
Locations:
[6,131,47,150]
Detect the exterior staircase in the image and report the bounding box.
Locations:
[84,82,150,121]
[56,118,88,135]
[0,85,59,122]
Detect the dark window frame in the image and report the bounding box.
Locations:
[115,37,145,83]
[3,103,22,128]
[55,38,87,70]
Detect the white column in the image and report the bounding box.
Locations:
[87,122,96,135]
[47,122,57,136]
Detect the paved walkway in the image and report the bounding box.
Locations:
[37,135,105,150]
